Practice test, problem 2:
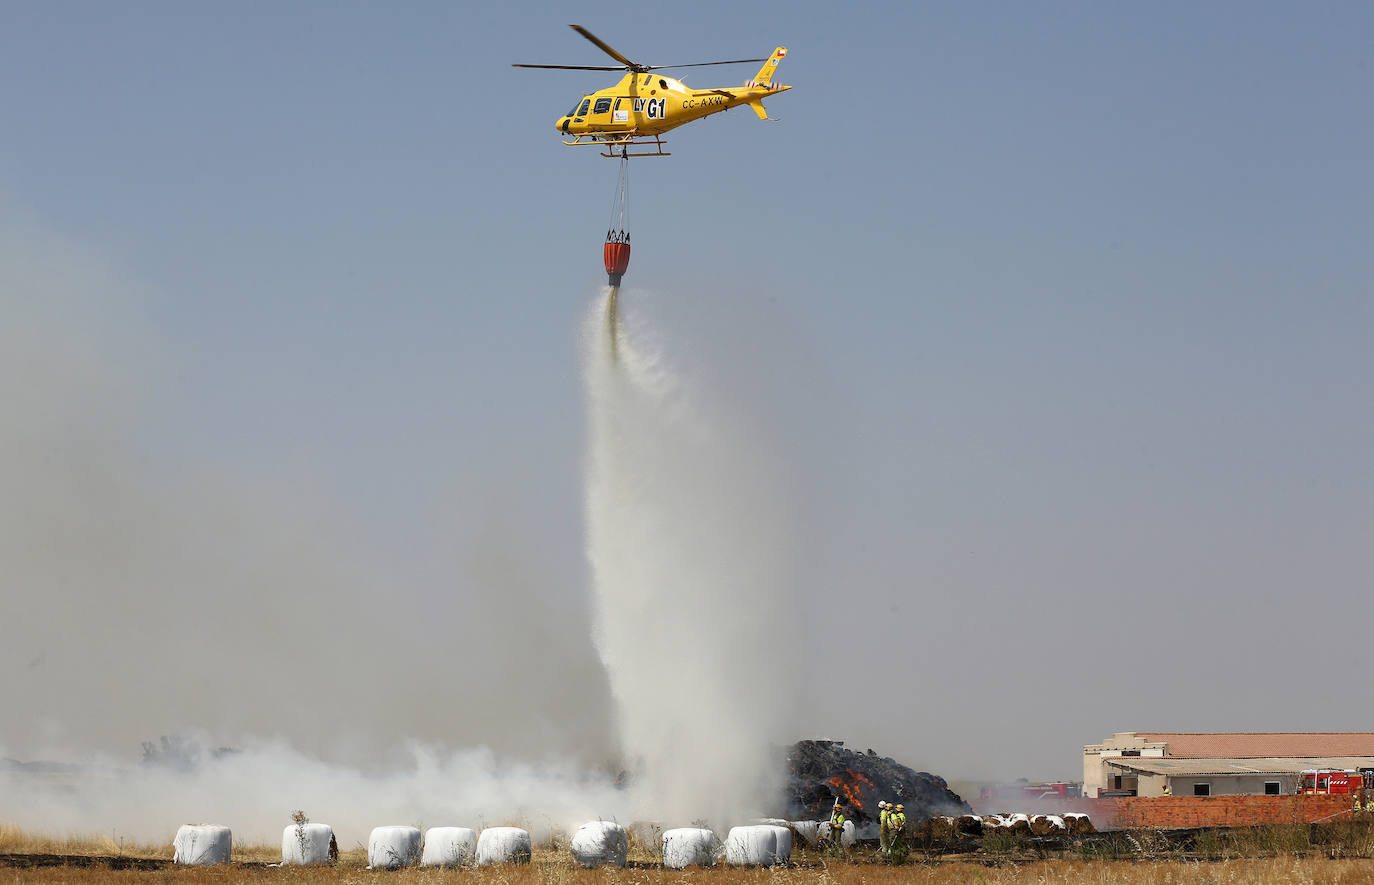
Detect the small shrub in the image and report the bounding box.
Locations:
[1074,832,1133,860]
[1193,829,1226,860]
[290,810,310,860]
[983,828,1022,857]
[1314,818,1374,857]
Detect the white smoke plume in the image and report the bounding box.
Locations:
[1,736,626,846]
[583,287,802,827]
[1,212,812,843]
[0,213,622,841]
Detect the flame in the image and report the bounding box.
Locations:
[828,767,877,812]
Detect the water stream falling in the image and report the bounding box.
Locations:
[605,283,620,361]
[582,287,799,826]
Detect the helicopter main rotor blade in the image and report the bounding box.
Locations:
[647,58,769,70]
[512,63,628,70]
[569,24,642,70]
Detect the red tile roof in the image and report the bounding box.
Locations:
[1137,733,1374,759]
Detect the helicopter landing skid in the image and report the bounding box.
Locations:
[561,134,670,158]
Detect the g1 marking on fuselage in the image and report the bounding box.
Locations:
[633,97,667,118]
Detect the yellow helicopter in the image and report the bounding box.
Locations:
[515,25,790,157]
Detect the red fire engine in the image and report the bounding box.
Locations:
[979,781,1082,801]
[1298,769,1366,795]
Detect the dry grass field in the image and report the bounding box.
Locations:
[6,858,1374,885]
[6,825,1374,885]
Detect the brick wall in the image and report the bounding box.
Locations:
[972,795,1354,830]
[1093,795,1353,829]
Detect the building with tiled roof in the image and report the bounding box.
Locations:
[1083,732,1374,797]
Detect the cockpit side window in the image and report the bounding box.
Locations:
[576,98,591,117]
[593,97,612,114]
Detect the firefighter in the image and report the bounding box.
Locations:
[878,800,890,852]
[1162,782,1171,797]
[829,799,847,852]
[891,803,907,848]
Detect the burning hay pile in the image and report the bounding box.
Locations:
[782,740,968,834]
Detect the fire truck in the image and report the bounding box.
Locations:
[1297,769,1371,795]
[979,781,1082,801]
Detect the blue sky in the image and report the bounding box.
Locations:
[3,0,1372,782]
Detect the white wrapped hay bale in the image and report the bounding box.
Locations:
[725,826,773,866]
[569,820,628,869]
[476,827,531,865]
[816,819,855,847]
[420,827,477,867]
[770,825,793,862]
[367,825,422,869]
[281,822,336,865]
[662,827,717,869]
[172,824,231,865]
[790,820,822,847]
[724,825,790,866]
